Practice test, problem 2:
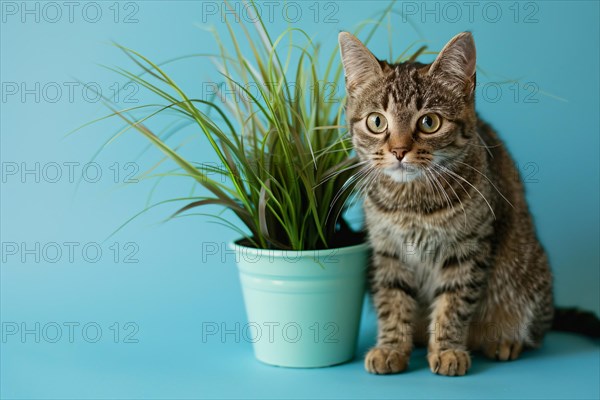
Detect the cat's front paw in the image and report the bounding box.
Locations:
[365,346,410,374]
[428,349,471,376]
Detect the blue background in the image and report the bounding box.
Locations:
[1,1,598,398]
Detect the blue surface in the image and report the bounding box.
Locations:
[1,1,599,399]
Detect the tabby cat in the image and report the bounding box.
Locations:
[338,31,598,376]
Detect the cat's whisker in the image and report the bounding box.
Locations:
[316,159,370,188]
[427,168,454,213]
[356,168,381,201]
[348,169,382,223]
[423,168,446,208]
[435,163,496,219]
[330,165,378,225]
[475,131,495,158]
[342,166,371,202]
[422,168,439,198]
[453,160,515,209]
[429,164,468,229]
[431,162,471,200]
[428,167,454,211]
[354,165,379,200]
[314,147,353,156]
[423,168,442,201]
[341,172,373,215]
[466,141,502,149]
[326,165,374,224]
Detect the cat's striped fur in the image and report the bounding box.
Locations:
[339,32,554,376]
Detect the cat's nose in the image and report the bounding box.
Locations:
[391,147,409,161]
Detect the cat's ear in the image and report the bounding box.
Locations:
[338,32,383,92]
[428,32,476,94]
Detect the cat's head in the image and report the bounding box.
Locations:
[339,32,477,182]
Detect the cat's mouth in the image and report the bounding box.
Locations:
[388,161,419,171]
[383,162,423,182]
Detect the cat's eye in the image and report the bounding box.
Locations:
[417,113,441,134]
[366,112,388,134]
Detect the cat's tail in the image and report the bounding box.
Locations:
[552,307,600,338]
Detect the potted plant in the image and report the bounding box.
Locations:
[77,2,411,368]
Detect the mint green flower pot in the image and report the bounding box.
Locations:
[231,241,369,368]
